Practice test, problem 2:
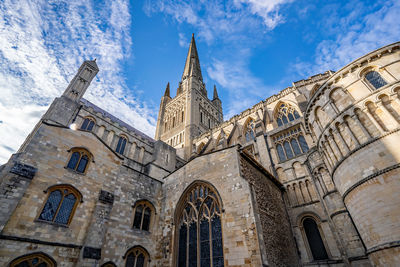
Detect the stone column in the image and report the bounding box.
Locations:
[364,108,385,133]
[335,127,350,154]
[353,114,372,139]
[317,172,329,194]
[377,101,399,129]
[343,121,360,146]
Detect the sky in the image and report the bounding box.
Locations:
[0,0,399,164]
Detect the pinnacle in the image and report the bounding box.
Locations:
[213,85,219,99]
[164,82,170,97]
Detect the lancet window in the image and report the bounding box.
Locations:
[133,201,154,231]
[116,135,127,154]
[176,182,224,267]
[244,119,256,142]
[80,117,95,131]
[67,148,91,173]
[365,71,387,90]
[276,103,300,127]
[38,185,81,225]
[125,246,149,267]
[273,126,309,162]
[302,217,329,261]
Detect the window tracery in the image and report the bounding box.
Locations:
[125,246,149,267]
[176,182,224,267]
[132,200,154,231]
[67,148,91,173]
[276,103,300,127]
[116,135,127,154]
[273,126,309,162]
[38,185,81,225]
[365,70,387,90]
[244,119,256,142]
[10,252,56,267]
[80,117,95,131]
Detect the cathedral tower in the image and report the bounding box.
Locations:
[155,34,223,159]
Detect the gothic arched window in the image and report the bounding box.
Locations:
[38,185,81,225]
[244,119,256,142]
[67,148,91,173]
[276,103,300,126]
[80,117,95,131]
[133,200,154,231]
[116,135,127,154]
[9,252,56,267]
[365,71,387,90]
[298,135,309,153]
[124,246,150,267]
[290,138,302,155]
[283,141,294,159]
[303,217,329,260]
[101,262,117,267]
[276,144,286,161]
[176,182,224,267]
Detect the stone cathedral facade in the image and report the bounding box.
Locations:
[0,35,399,267]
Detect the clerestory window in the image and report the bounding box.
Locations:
[365,71,387,90]
[80,117,95,131]
[276,103,300,127]
[116,136,127,155]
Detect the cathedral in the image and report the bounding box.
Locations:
[0,35,399,267]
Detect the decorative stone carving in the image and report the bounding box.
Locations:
[10,162,37,179]
[83,246,101,260]
[98,190,114,204]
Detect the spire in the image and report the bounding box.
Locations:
[176,82,183,95]
[213,85,219,99]
[182,33,203,81]
[164,82,170,97]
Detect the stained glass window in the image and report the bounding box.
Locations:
[276,103,301,127]
[298,135,309,153]
[284,141,294,159]
[10,253,55,267]
[176,183,224,267]
[39,186,80,225]
[303,218,328,260]
[277,144,286,162]
[290,138,302,155]
[80,117,95,131]
[244,119,256,142]
[132,201,153,231]
[116,136,127,154]
[365,71,387,90]
[125,246,149,267]
[67,149,90,173]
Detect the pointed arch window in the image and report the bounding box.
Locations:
[38,185,81,225]
[176,182,224,267]
[124,246,150,267]
[302,217,329,260]
[276,144,286,161]
[244,119,256,142]
[298,135,309,153]
[365,71,387,90]
[116,136,127,154]
[133,201,154,231]
[101,262,117,267]
[273,127,310,162]
[80,117,95,131]
[10,252,56,267]
[67,148,91,173]
[276,103,300,127]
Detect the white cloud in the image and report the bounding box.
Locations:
[292,0,400,77]
[0,0,156,164]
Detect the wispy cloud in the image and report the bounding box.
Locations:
[292,0,400,77]
[0,0,156,164]
[144,0,293,119]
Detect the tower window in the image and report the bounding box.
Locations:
[80,117,95,131]
[38,185,81,225]
[116,136,127,154]
[133,201,154,231]
[67,148,91,173]
[365,71,387,89]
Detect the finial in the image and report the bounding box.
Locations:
[164,82,170,97]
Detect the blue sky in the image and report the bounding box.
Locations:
[0,0,399,163]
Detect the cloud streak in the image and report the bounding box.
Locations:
[0,0,156,164]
